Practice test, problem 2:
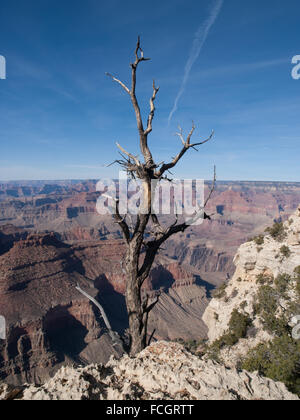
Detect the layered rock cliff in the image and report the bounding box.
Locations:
[1,180,300,291]
[202,205,300,395]
[0,233,104,385]
[0,230,208,385]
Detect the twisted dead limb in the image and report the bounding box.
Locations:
[76,285,125,354]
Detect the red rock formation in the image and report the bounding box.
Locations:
[0,225,28,256]
[0,231,202,385]
[147,262,196,290]
[1,180,300,384]
[0,233,102,384]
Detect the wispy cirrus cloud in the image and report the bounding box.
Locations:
[194,57,289,80]
[168,0,224,125]
[10,55,52,80]
[157,58,289,88]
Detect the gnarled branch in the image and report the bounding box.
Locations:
[155,125,214,178]
[102,193,131,243]
[116,142,141,167]
[145,80,160,136]
[107,37,154,167]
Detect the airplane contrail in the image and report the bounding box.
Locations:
[168,0,224,125]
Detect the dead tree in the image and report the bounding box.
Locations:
[106,37,215,356]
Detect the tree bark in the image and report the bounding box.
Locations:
[125,240,146,355]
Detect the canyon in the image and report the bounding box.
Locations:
[0,179,300,385]
[0,230,208,384]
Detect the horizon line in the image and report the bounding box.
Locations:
[1,178,300,185]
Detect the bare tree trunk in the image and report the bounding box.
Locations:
[125,272,145,356]
[125,255,158,355]
[125,219,148,355]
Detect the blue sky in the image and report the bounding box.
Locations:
[0,0,299,181]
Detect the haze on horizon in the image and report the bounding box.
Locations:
[0,0,299,182]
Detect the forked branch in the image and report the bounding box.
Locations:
[138,166,216,283]
[102,193,131,243]
[107,37,156,167]
[155,125,214,178]
[116,142,141,167]
[142,292,160,314]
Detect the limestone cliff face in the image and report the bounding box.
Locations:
[202,205,300,365]
[0,342,297,401]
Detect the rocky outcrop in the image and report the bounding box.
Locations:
[0,341,297,400]
[202,205,300,367]
[0,225,28,256]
